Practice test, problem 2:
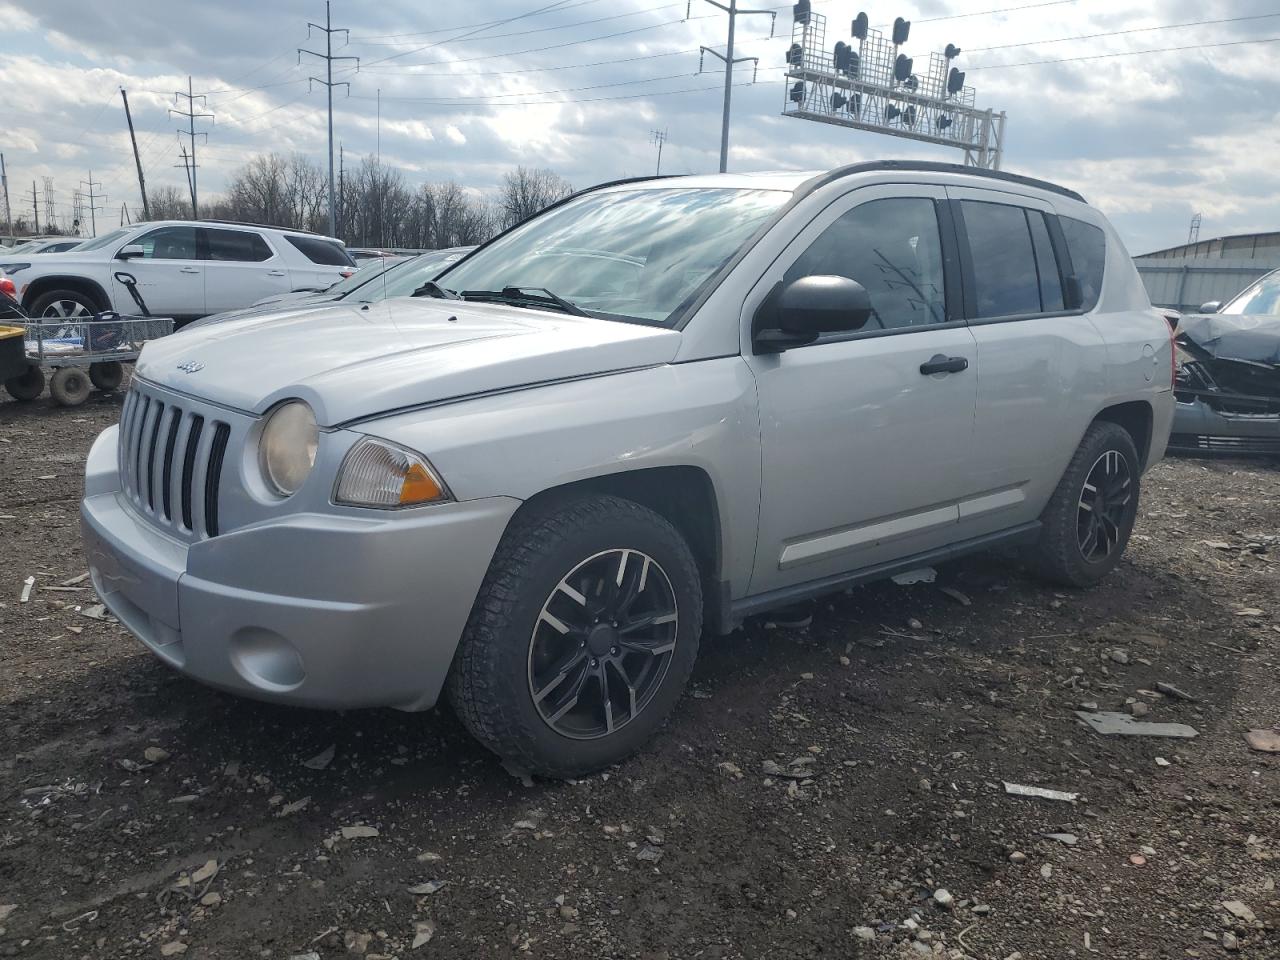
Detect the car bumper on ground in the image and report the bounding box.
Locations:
[81,425,520,712]
[1169,398,1280,457]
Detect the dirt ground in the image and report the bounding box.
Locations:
[1,385,1278,960]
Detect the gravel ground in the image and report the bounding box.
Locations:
[1,386,1278,960]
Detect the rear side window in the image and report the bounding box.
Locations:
[959,201,1040,318]
[784,196,947,330]
[206,228,273,262]
[285,236,356,267]
[1027,212,1064,312]
[1059,217,1107,312]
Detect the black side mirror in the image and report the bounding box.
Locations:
[755,275,872,353]
[116,244,145,261]
[1198,300,1221,314]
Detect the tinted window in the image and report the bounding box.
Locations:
[784,197,946,330]
[1027,211,1064,312]
[1059,216,1106,312]
[132,226,199,260]
[286,235,356,267]
[960,201,1040,318]
[206,228,273,262]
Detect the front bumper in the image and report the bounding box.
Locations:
[81,424,520,711]
[1169,398,1280,457]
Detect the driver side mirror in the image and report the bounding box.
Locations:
[116,244,144,261]
[1198,300,1221,314]
[754,275,872,353]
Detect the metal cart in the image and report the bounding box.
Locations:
[1,271,174,407]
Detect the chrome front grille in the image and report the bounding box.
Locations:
[118,384,233,539]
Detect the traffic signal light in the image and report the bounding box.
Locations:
[831,92,847,111]
[937,115,953,130]
[786,43,803,66]
[852,12,869,40]
[834,42,851,73]
[903,105,917,126]
[790,81,805,103]
[895,54,913,82]
[794,0,811,24]
[886,104,901,121]
[892,17,911,45]
[945,44,961,60]
[947,68,965,94]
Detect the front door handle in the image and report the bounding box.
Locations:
[919,354,969,375]
[267,269,287,277]
[179,267,201,274]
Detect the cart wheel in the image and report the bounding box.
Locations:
[4,365,44,401]
[49,367,92,407]
[89,361,124,392]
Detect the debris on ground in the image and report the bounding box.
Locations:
[891,567,936,585]
[1075,711,1199,738]
[1244,729,1280,753]
[1155,680,1196,701]
[340,825,380,839]
[19,576,34,602]
[1003,781,1079,802]
[939,586,972,606]
[406,880,446,895]
[301,744,336,770]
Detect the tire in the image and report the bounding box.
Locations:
[89,360,124,392]
[49,366,92,407]
[4,365,44,401]
[1031,421,1141,587]
[447,494,703,779]
[29,289,102,321]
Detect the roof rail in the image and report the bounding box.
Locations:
[198,219,328,237]
[797,160,1087,204]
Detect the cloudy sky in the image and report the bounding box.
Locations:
[1,0,1277,254]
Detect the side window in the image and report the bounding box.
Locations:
[132,226,199,260]
[206,228,273,262]
[1027,211,1064,312]
[285,235,356,267]
[1059,216,1107,312]
[784,197,947,330]
[959,201,1040,318]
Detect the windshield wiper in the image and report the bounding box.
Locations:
[460,286,589,317]
[413,280,460,300]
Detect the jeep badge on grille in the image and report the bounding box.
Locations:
[176,361,204,374]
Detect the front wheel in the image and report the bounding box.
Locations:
[1031,421,1141,587]
[447,494,702,778]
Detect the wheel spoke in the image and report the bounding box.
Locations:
[533,650,588,704]
[597,663,615,733]
[618,610,676,635]
[545,664,591,724]
[606,658,639,718]
[620,636,676,657]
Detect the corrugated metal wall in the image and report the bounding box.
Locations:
[1134,257,1280,312]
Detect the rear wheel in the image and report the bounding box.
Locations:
[89,360,124,391]
[448,494,702,778]
[49,366,92,406]
[1031,421,1141,587]
[4,365,44,401]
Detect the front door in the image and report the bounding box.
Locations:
[743,185,980,596]
[111,226,204,320]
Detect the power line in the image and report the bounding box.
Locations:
[353,2,683,47]
[969,33,1280,70]
[357,71,702,103]
[360,0,581,67]
[351,0,604,40]
[968,12,1280,53]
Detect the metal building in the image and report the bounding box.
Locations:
[1135,231,1280,312]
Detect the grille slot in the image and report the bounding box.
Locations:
[117,384,232,539]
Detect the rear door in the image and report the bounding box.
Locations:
[281,235,355,291]
[201,227,292,314]
[743,185,981,595]
[946,187,1108,537]
[110,226,204,319]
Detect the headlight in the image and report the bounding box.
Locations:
[258,401,318,497]
[334,437,451,508]
[3,263,31,275]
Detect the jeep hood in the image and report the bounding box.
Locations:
[135,297,683,425]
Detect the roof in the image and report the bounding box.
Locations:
[1138,231,1280,261]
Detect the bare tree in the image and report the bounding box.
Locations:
[498,166,573,229]
[145,184,193,221]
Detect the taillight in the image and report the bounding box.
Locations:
[0,278,14,298]
[1168,321,1177,389]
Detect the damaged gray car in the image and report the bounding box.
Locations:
[1171,268,1280,456]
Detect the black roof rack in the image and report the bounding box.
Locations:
[797,160,1086,204]
[198,219,329,237]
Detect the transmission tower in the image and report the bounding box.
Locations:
[42,177,55,231]
[691,0,775,173]
[299,1,358,239]
[80,171,104,236]
[1188,212,1202,245]
[169,77,214,218]
[71,190,84,235]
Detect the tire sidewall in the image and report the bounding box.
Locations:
[31,289,101,320]
[1057,424,1140,585]
[89,361,124,391]
[486,500,702,774]
[50,366,91,406]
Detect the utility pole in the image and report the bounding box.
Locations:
[0,153,11,238]
[169,77,213,218]
[300,2,359,239]
[649,129,668,175]
[338,143,345,238]
[121,87,150,220]
[80,171,104,236]
[692,0,774,173]
[177,146,196,215]
[31,181,39,234]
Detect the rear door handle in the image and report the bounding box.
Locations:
[919,354,969,375]
[267,269,287,277]
[179,267,200,274]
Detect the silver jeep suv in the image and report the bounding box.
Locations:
[81,162,1175,777]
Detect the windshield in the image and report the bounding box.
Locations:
[1222,271,1280,317]
[324,257,407,296]
[76,227,133,253]
[352,249,471,302]
[437,187,789,326]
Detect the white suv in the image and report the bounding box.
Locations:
[2,221,355,325]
